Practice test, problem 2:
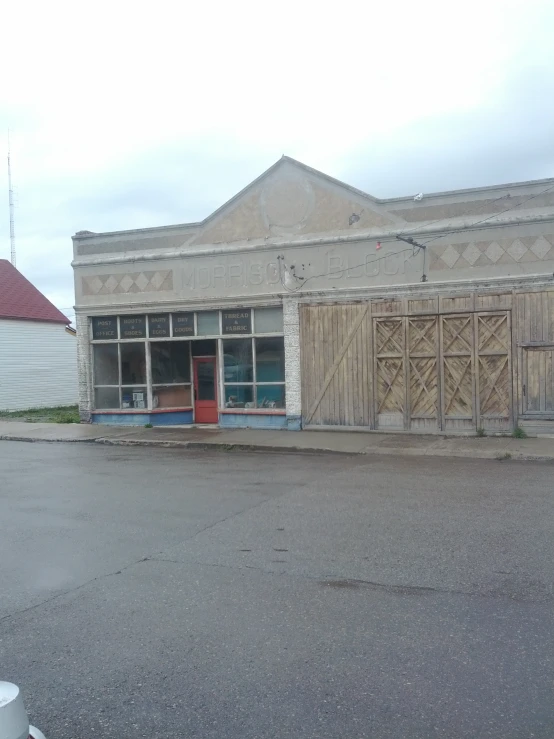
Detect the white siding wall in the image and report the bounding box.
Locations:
[0,320,78,411]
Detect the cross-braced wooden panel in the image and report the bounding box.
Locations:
[376,358,405,412]
[477,313,511,419]
[375,318,404,356]
[375,318,404,414]
[442,315,474,418]
[408,317,438,419]
[477,313,510,354]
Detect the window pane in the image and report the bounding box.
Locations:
[197,311,219,335]
[120,343,146,384]
[256,385,285,409]
[120,315,146,339]
[223,339,253,382]
[149,314,170,337]
[93,344,119,385]
[196,360,216,400]
[255,307,283,333]
[151,342,190,383]
[121,387,147,409]
[95,386,119,409]
[153,386,192,408]
[92,316,118,340]
[255,337,285,382]
[224,385,254,407]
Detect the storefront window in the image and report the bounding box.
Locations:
[120,343,146,385]
[93,344,119,385]
[255,337,285,382]
[256,385,285,408]
[121,388,147,410]
[94,386,120,410]
[93,343,146,409]
[90,308,285,414]
[224,385,254,408]
[151,342,192,409]
[223,339,253,383]
[223,337,285,409]
[197,311,220,336]
[254,307,283,333]
[151,343,190,383]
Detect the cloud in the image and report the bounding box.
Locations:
[341,64,554,197]
[0,0,553,321]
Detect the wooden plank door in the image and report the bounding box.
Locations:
[522,347,554,415]
[440,314,475,432]
[300,304,372,427]
[475,312,512,432]
[407,316,440,431]
[374,317,405,430]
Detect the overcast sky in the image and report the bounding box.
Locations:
[1,0,553,323]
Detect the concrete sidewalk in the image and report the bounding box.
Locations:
[1,420,554,461]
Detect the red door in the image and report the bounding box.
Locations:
[193,357,218,424]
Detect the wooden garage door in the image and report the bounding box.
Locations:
[374,316,440,431]
[440,312,512,432]
[300,304,371,426]
[374,317,405,429]
[408,317,440,431]
[440,314,475,431]
[476,312,512,431]
[301,304,512,432]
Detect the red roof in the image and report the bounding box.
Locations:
[0,260,70,324]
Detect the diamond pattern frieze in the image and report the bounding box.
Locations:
[82,270,174,296]
[485,242,504,263]
[441,244,460,269]
[530,237,552,260]
[507,239,528,262]
[462,242,481,266]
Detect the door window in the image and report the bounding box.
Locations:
[197,361,216,401]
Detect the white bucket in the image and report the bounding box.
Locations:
[0,681,29,739]
[0,682,47,739]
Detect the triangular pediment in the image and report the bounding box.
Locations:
[191,157,400,246]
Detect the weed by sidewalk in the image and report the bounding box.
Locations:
[0,405,80,424]
[512,426,528,439]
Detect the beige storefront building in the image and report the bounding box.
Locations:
[72,157,554,434]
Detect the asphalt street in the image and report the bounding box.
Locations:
[1,441,554,738]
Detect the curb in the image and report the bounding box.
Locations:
[94,438,354,456]
[1,434,553,462]
[0,434,98,444]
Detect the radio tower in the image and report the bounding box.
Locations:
[7,131,16,267]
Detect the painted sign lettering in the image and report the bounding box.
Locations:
[172,313,195,336]
[148,314,170,337]
[120,315,146,339]
[92,316,118,340]
[222,309,252,334]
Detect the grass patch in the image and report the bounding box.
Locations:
[476,427,486,437]
[144,423,153,428]
[512,426,527,439]
[0,405,80,424]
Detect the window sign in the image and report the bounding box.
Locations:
[172,313,195,336]
[120,315,146,339]
[222,309,252,335]
[92,316,118,340]
[148,314,170,337]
